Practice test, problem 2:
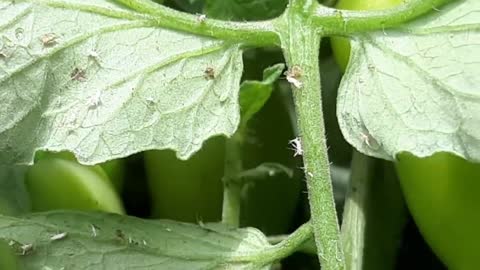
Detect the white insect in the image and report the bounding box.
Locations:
[142,240,148,246]
[50,232,68,241]
[289,137,303,157]
[20,243,33,255]
[88,90,103,110]
[91,224,98,237]
[197,14,207,23]
[285,66,303,89]
[286,75,303,88]
[88,49,99,59]
[360,132,378,149]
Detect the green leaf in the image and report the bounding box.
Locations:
[204,0,287,21]
[0,0,243,165]
[337,0,480,162]
[0,211,273,269]
[239,63,284,128]
[0,166,30,216]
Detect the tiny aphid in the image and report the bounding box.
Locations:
[197,14,207,23]
[91,224,98,237]
[70,67,87,82]
[165,227,172,232]
[89,90,102,107]
[20,243,33,256]
[285,65,303,88]
[50,232,68,241]
[40,33,58,47]
[88,49,99,59]
[360,132,379,149]
[204,67,215,80]
[145,97,156,105]
[289,137,303,157]
[142,240,148,246]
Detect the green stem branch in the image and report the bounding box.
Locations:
[258,222,314,265]
[278,5,345,269]
[313,0,453,35]
[340,151,376,269]
[221,134,244,227]
[113,0,280,46]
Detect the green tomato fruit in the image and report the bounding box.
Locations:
[0,239,20,270]
[25,157,125,214]
[331,0,480,269]
[144,137,225,222]
[144,92,301,232]
[330,0,403,71]
[396,153,480,270]
[100,158,126,193]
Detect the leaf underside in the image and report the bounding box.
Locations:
[0,211,272,270]
[0,0,243,165]
[338,0,480,162]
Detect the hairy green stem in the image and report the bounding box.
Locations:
[221,134,243,227]
[342,152,408,270]
[268,233,317,255]
[314,0,454,35]
[258,222,314,265]
[113,0,280,46]
[39,0,451,48]
[277,4,345,269]
[340,151,376,269]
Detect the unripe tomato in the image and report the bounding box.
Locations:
[100,159,126,193]
[0,239,20,270]
[25,156,125,214]
[144,137,225,222]
[331,0,480,269]
[396,153,480,270]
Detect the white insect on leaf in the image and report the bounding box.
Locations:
[90,224,99,237]
[285,65,303,89]
[40,33,58,47]
[289,137,303,157]
[360,131,380,150]
[20,243,33,255]
[88,49,99,59]
[70,67,87,82]
[204,66,215,80]
[88,90,103,110]
[50,232,68,241]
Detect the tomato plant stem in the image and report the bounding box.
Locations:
[314,0,453,35]
[250,221,314,266]
[341,151,408,270]
[222,134,243,227]
[112,0,280,46]
[340,151,376,269]
[278,5,345,268]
